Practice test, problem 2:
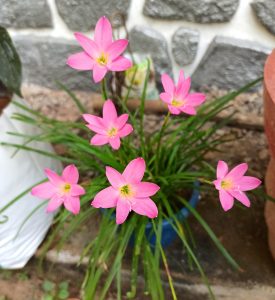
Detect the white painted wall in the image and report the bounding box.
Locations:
[9,0,275,78]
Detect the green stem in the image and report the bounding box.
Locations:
[101,78,109,100]
[199,178,213,185]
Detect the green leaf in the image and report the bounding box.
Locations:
[42,280,55,292]
[58,281,69,291]
[0,26,22,96]
[58,289,69,299]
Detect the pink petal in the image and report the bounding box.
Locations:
[118,124,133,137]
[134,182,160,197]
[177,70,185,89]
[109,136,121,150]
[62,164,79,184]
[45,169,64,186]
[92,186,118,208]
[168,105,181,115]
[93,64,108,82]
[46,195,64,213]
[216,161,228,179]
[161,73,174,94]
[74,32,99,58]
[106,166,125,188]
[116,199,131,224]
[213,179,222,191]
[123,157,145,183]
[94,16,113,50]
[64,196,80,214]
[86,124,107,135]
[219,190,234,211]
[31,182,56,199]
[70,184,85,196]
[176,77,191,98]
[180,105,197,115]
[107,39,128,60]
[109,56,132,71]
[132,197,158,218]
[91,134,109,146]
[103,100,117,123]
[229,190,250,207]
[227,163,248,180]
[83,114,104,127]
[186,93,206,107]
[238,176,261,191]
[116,114,129,129]
[67,52,94,70]
[160,92,172,104]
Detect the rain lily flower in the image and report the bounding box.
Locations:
[92,157,159,224]
[67,16,132,83]
[31,165,85,214]
[160,70,206,115]
[213,161,261,211]
[83,99,133,150]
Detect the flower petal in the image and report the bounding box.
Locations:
[219,190,234,211]
[62,164,79,184]
[107,39,128,60]
[185,93,206,107]
[103,100,117,123]
[94,16,113,50]
[116,114,129,129]
[46,195,63,213]
[116,199,131,224]
[109,56,132,71]
[109,137,121,150]
[180,105,196,115]
[74,32,99,58]
[86,124,107,135]
[31,182,55,199]
[45,169,64,186]
[177,70,185,89]
[83,114,104,128]
[67,52,94,70]
[216,161,228,179]
[123,157,145,183]
[118,124,133,137]
[160,92,172,104]
[106,166,125,188]
[132,197,158,218]
[93,64,108,82]
[161,73,174,94]
[168,105,181,115]
[238,176,261,191]
[92,186,118,208]
[70,184,85,196]
[176,77,191,98]
[230,190,251,207]
[227,163,248,180]
[134,182,160,197]
[64,196,80,214]
[91,134,109,146]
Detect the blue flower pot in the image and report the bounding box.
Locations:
[129,181,201,248]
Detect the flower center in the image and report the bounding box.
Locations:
[119,184,133,198]
[62,183,71,194]
[97,53,108,66]
[107,127,118,138]
[221,179,233,190]
[171,99,185,107]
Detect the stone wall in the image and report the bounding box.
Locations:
[1,0,275,92]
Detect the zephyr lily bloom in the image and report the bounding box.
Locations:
[31,165,85,215]
[67,16,132,83]
[83,99,133,150]
[92,157,159,224]
[160,70,206,115]
[213,160,261,211]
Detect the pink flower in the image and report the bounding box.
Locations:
[67,16,132,83]
[31,165,85,215]
[92,157,159,224]
[160,70,206,115]
[213,161,261,211]
[83,99,133,150]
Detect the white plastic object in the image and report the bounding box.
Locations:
[0,97,62,269]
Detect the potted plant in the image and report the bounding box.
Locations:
[3,17,262,299]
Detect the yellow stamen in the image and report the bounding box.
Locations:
[119,184,133,198]
[107,127,118,138]
[62,183,71,193]
[221,179,233,190]
[171,99,185,107]
[96,53,108,66]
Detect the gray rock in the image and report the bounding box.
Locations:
[56,0,131,31]
[0,0,52,28]
[13,36,98,91]
[192,36,271,90]
[251,0,275,36]
[143,0,239,23]
[129,26,173,90]
[172,27,199,66]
